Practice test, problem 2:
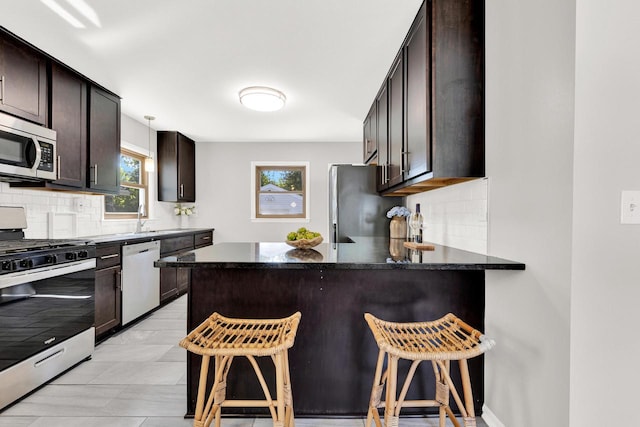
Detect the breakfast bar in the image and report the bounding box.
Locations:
[155,238,524,417]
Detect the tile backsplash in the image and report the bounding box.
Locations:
[0,182,179,238]
[405,178,488,254]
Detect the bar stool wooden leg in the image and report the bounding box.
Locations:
[366,349,386,427]
[384,354,399,427]
[194,355,210,427]
[283,350,295,427]
[274,351,285,427]
[459,359,477,427]
[204,355,232,427]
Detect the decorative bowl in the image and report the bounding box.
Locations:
[285,235,323,249]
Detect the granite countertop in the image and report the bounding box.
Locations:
[82,228,213,245]
[155,236,525,271]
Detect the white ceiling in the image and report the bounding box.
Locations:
[2,0,423,143]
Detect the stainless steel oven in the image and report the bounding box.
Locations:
[0,111,56,182]
[0,207,95,410]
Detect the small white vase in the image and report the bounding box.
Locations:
[180,215,188,229]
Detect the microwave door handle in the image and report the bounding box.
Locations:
[30,137,42,172]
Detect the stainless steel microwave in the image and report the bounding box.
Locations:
[0,112,56,181]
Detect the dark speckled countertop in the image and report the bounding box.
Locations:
[82,228,213,245]
[155,236,524,270]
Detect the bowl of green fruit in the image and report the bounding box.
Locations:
[285,227,323,249]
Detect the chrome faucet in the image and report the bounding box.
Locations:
[136,204,146,233]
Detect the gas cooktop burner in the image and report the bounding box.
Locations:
[0,207,96,276]
[0,239,91,255]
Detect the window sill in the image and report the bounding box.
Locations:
[251,218,310,223]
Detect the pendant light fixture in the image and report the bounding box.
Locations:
[144,115,155,173]
[239,86,286,112]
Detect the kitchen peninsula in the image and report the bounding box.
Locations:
[156,238,524,417]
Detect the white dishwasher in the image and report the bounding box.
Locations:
[121,240,161,325]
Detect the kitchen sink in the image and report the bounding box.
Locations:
[84,229,188,242]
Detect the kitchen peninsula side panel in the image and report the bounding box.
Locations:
[185,267,485,417]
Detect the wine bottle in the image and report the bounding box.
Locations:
[409,203,423,243]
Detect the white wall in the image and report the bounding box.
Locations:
[406,178,488,254]
[484,1,576,426]
[571,1,640,425]
[0,114,182,237]
[190,141,360,243]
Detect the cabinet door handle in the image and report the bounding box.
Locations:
[56,155,61,180]
[92,164,98,185]
[116,270,122,291]
[100,254,119,260]
[201,236,211,241]
[180,184,184,198]
[0,75,4,104]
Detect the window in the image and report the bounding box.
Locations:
[253,162,309,219]
[104,149,149,219]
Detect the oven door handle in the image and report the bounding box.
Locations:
[0,259,96,291]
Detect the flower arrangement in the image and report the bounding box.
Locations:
[386,206,411,218]
[174,204,195,216]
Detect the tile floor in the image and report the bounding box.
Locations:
[0,295,487,427]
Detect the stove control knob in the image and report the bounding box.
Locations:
[65,252,77,261]
[45,254,58,264]
[19,259,34,268]
[78,250,89,259]
[2,260,16,271]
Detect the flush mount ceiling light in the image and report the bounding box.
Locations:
[239,86,286,112]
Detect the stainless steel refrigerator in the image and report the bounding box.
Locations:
[329,164,403,243]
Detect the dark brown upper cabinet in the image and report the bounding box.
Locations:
[387,51,404,189]
[363,103,377,164]
[375,83,389,192]
[430,0,484,181]
[50,62,87,188]
[404,5,429,181]
[4,27,122,196]
[88,86,121,194]
[157,131,196,203]
[363,0,484,195]
[0,32,47,125]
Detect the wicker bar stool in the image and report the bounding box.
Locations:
[364,313,495,427]
[179,311,301,427]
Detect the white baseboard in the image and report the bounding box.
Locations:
[482,404,506,427]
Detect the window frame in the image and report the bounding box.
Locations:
[103,148,150,220]
[251,161,310,221]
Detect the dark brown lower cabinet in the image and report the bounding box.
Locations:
[177,268,189,295]
[160,267,179,303]
[95,244,122,339]
[160,266,191,303]
[159,232,212,304]
[95,265,121,338]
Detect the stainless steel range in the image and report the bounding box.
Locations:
[0,206,96,410]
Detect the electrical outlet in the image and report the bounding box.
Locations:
[621,191,640,224]
[73,198,85,211]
